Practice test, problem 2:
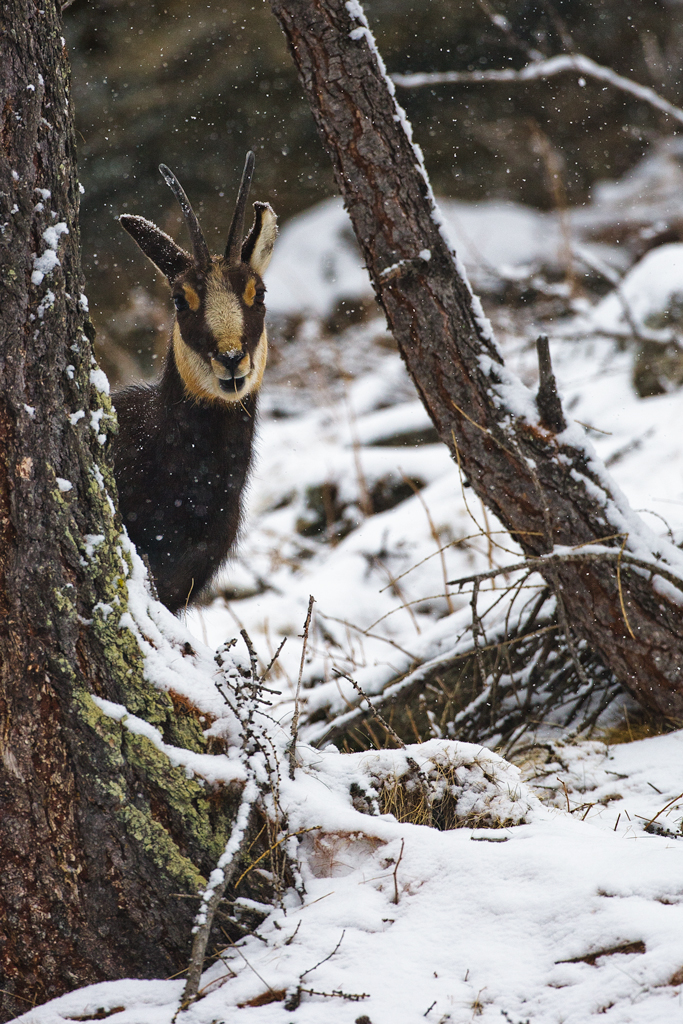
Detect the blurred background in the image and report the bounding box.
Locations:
[63,0,683,383]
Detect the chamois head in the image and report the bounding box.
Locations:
[119,152,277,405]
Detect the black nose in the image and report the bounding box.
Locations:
[214,350,245,374]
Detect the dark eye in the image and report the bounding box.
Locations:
[255,287,266,305]
[174,294,189,311]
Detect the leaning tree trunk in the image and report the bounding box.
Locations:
[0,5,235,1017]
[269,0,683,718]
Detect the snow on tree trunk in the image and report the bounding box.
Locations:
[0,4,236,1016]
[268,0,683,718]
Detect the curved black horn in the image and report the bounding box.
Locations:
[159,164,211,267]
[224,151,255,267]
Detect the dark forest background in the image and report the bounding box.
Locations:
[63,0,683,381]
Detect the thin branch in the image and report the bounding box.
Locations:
[263,637,287,682]
[546,564,593,692]
[216,933,277,998]
[232,826,320,890]
[312,621,560,749]
[377,529,537,593]
[474,0,544,61]
[318,610,418,660]
[373,554,423,634]
[289,595,315,779]
[572,245,646,344]
[241,629,260,691]
[616,536,636,641]
[300,930,346,980]
[339,671,406,748]
[470,579,488,697]
[392,53,683,129]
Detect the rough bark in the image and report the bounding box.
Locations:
[0,4,235,1016]
[268,0,683,718]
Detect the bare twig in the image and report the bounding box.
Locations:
[377,529,536,593]
[217,932,277,997]
[302,929,346,980]
[364,587,523,633]
[474,0,544,61]
[616,535,636,641]
[345,393,373,517]
[182,577,195,617]
[547,564,593,692]
[263,637,287,682]
[289,595,315,779]
[289,986,370,1006]
[232,826,321,891]
[572,246,646,343]
[340,671,406,748]
[392,838,405,905]
[319,610,418,660]
[373,554,423,634]
[644,791,683,829]
[470,579,488,700]
[241,629,260,690]
[179,635,285,1011]
[401,472,454,613]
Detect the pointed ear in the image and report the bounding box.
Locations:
[119,214,192,282]
[241,202,277,276]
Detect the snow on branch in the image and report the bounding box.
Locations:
[392,53,683,129]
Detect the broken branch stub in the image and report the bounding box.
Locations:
[535,336,566,434]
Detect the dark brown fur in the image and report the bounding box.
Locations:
[111,155,276,612]
[112,350,256,611]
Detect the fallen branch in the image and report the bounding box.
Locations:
[307,585,623,755]
[392,53,683,129]
[447,544,683,595]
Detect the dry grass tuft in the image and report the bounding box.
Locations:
[362,747,534,832]
[599,704,678,746]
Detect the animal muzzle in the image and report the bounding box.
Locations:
[211,351,250,393]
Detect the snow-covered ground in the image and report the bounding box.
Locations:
[18,733,683,1024]
[19,143,683,1023]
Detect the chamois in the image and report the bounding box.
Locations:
[112,152,277,612]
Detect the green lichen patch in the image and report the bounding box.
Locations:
[122,730,233,864]
[117,800,205,892]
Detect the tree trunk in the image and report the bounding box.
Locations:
[268,0,683,718]
[0,5,234,1016]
